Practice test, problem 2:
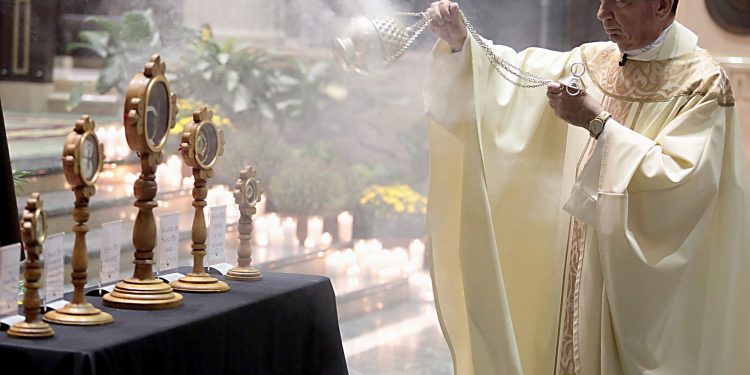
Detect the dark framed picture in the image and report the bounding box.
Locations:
[705,0,750,34]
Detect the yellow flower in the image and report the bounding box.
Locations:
[321,83,348,102]
[359,183,428,217]
[173,98,232,134]
[171,116,193,135]
[200,24,213,42]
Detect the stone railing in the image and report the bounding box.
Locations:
[718,57,750,104]
[717,56,750,170]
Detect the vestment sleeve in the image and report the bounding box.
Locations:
[424,33,576,375]
[566,95,730,263]
[566,82,749,371]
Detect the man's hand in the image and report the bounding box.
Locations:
[428,1,467,52]
[546,82,603,129]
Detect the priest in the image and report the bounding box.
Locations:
[424,0,749,374]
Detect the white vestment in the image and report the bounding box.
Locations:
[424,22,749,375]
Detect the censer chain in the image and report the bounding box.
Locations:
[395,11,552,89]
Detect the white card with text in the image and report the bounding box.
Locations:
[100,220,122,285]
[207,205,227,266]
[44,233,65,303]
[0,314,24,327]
[46,299,69,311]
[0,243,20,316]
[158,212,180,272]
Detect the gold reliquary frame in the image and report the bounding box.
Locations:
[123,54,177,160]
[62,115,104,189]
[179,106,225,170]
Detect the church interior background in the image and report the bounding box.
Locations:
[0,0,747,373]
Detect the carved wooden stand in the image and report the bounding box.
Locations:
[44,187,113,325]
[171,169,229,292]
[227,166,262,281]
[103,154,183,309]
[9,193,54,338]
[226,206,262,281]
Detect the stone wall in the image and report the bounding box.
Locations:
[676,1,750,57]
[181,0,284,41]
[677,2,750,169]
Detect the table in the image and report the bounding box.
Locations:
[0,271,349,375]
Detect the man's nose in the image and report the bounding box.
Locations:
[597,2,612,21]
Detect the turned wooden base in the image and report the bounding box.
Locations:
[226,266,263,281]
[43,302,113,326]
[102,277,183,310]
[171,273,230,293]
[7,321,55,338]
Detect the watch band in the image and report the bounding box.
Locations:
[589,110,612,139]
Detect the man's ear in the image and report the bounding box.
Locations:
[656,0,674,19]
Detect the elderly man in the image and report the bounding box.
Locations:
[424,1,749,374]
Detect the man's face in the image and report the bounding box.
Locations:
[597,0,666,51]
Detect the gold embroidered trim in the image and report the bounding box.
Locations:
[630,102,643,130]
[717,67,736,107]
[558,138,597,375]
[581,43,736,105]
[602,96,633,128]
[559,217,586,375]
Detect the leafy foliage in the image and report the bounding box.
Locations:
[173,98,232,135]
[63,9,428,235]
[65,9,194,111]
[173,31,342,136]
[12,169,29,191]
[357,183,427,239]
[267,153,348,217]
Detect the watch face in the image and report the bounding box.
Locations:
[35,211,46,244]
[244,179,258,205]
[591,121,602,132]
[80,133,100,182]
[146,80,170,148]
[196,124,218,167]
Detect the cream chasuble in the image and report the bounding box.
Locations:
[424,22,749,375]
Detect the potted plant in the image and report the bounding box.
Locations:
[358,183,427,242]
[267,153,347,245]
[65,8,193,111]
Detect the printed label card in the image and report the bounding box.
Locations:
[209,263,234,276]
[0,244,21,316]
[100,220,123,285]
[207,205,227,266]
[44,233,65,304]
[45,299,69,311]
[157,212,180,273]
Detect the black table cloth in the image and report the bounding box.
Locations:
[0,271,349,375]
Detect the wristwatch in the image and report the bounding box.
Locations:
[588,110,612,139]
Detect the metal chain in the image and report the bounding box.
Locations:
[386,12,433,64]
[396,11,552,88]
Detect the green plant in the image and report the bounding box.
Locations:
[214,125,292,186]
[65,9,345,143]
[173,98,232,135]
[270,59,345,134]
[65,8,194,111]
[360,184,427,217]
[267,154,347,217]
[358,183,427,239]
[12,170,29,191]
[397,120,430,187]
[173,30,343,135]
